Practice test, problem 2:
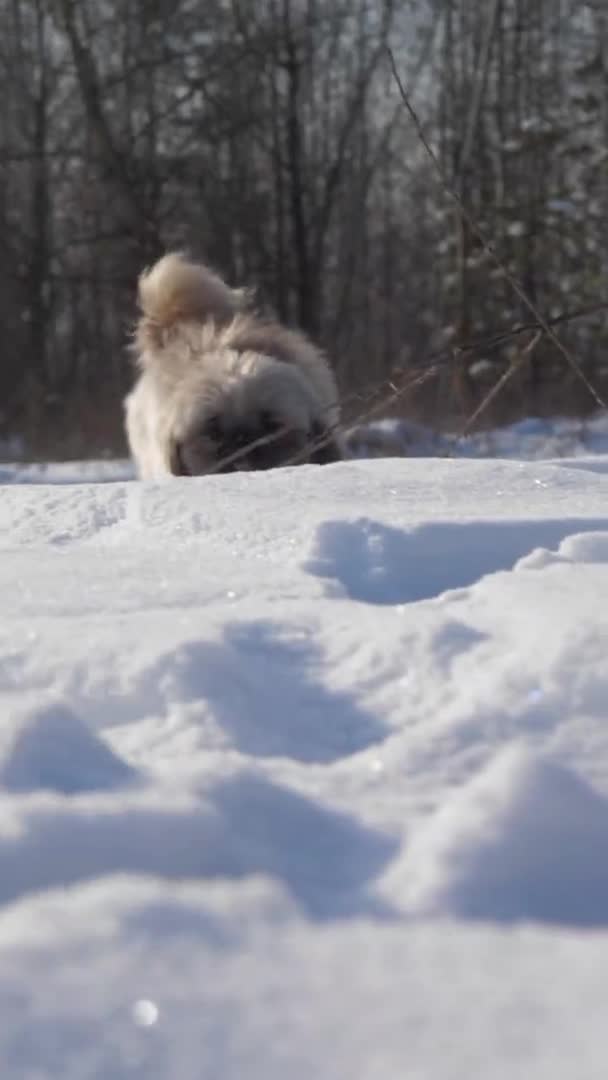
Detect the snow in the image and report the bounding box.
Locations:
[0,458,135,485]
[0,702,139,794]
[397,745,608,925]
[1,419,608,1077]
[346,410,608,461]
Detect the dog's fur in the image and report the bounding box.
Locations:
[124,252,344,478]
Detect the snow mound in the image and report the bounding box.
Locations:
[0,703,140,795]
[558,531,608,563]
[134,626,390,763]
[306,516,608,603]
[398,746,608,926]
[0,769,394,916]
[516,529,608,571]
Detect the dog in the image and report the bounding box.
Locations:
[124,252,345,478]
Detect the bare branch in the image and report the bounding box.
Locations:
[387,46,607,412]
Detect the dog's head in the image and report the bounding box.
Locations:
[168,354,342,476]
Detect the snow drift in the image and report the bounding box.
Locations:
[1,434,608,1077]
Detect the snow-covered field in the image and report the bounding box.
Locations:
[346,409,608,461]
[2,419,608,1078]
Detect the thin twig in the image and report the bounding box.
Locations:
[333,300,608,433]
[450,302,608,358]
[456,330,543,442]
[387,46,607,412]
[284,364,441,467]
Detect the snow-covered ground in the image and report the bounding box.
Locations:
[2,420,608,1077]
[346,409,608,461]
[4,409,608,484]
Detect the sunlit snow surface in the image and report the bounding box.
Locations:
[1,415,608,1078]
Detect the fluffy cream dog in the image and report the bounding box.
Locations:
[124,252,344,478]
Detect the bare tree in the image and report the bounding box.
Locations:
[0,0,606,458]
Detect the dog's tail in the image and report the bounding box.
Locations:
[136,252,248,354]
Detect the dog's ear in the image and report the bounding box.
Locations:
[309,420,344,464]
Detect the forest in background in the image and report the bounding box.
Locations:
[1,0,607,459]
